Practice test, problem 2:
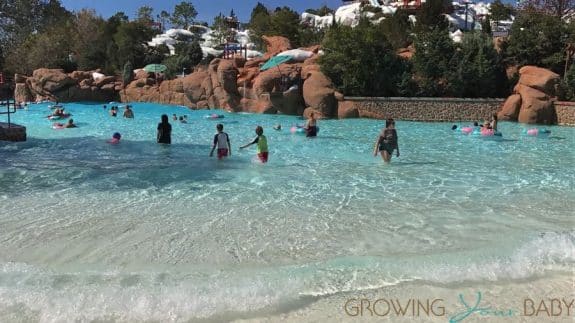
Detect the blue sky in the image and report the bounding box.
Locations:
[59,0,342,24]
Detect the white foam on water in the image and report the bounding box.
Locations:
[0,232,572,321]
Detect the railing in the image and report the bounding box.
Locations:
[0,73,17,127]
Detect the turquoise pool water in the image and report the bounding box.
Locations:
[0,102,573,321]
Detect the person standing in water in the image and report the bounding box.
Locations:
[374,118,400,163]
[157,114,172,144]
[210,124,231,159]
[240,126,268,163]
[304,112,318,137]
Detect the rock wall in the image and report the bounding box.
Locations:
[339,97,504,122]
[554,101,575,126]
[14,68,121,103]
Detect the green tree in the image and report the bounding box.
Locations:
[412,27,455,96]
[270,7,302,47]
[504,11,567,73]
[170,1,198,29]
[72,9,106,71]
[560,62,575,100]
[380,9,412,49]
[248,3,271,50]
[211,13,235,45]
[415,0,449,32]
[136,6,154,24]
[113,21,156,71]
[320,19,406,96]
[162,41,203,79]
[157,10,171,31]
[122,61,133,88]
[448,32,507,97]
[490,0,513,24]
[304,5,334,16]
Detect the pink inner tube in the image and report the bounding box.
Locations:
[52,123,65,130]
[481,129,495,136]
[461,127,473,134]
[526,128,539,136]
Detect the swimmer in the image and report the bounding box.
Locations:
[123,105,134,118]
[451,125,458,130]
[64,119,77,128]
[304,112,318,137]
[273,124,282,130]
[240,126,268,163]
[373,118,400,163]
[172,114,178,121]
[179,116,187,123]
[209,124,231,159]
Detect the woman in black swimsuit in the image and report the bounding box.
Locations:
[157,114,172,144]
[374,118,400,163]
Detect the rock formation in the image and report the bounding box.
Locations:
[14,36,340,118]
[498,66,560,124]
[14,68,120,103]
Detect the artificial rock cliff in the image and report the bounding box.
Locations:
[15,36,340,119]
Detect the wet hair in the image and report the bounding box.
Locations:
[161,114,169,124]
[68,119,74,123]
[451,125,458,130]
[216,124,223,131]
[385,118,395,128]
[473,122,479,127]
[255,126,263,135]
[179,116,184,121]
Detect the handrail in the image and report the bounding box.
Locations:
[0,98,17,127]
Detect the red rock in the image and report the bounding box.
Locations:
[498,94,521,121]
[182,70,209,102]
[244,57,267,69]
[517,66,560,95]
[303,107,325,119]
[14,74,27,83]
[134,70,150,80]
[262,36,292,60]
[302,71,337,118]
[334,91,344,101]
[302,45,321,54]
[32,68,76,92]
[14,83,33,103]
[69,71,93,82]
[338,101,359,119]
[217,60,239,95]
[94,76,116,87]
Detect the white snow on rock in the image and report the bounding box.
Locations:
[92,72,104,80]
[277,49,314,61]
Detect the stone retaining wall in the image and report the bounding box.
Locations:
[0,122,26,142]
[342,97,505,122]
[554,101,575,126]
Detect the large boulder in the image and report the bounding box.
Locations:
[69,71,93,82]
[498,66,560,124]
[14,83,33,103]
[32,68,75,92]
[515,85,555,124]
[302,71,337,118]
[338,101,359,119]
[94,75,116,87]
[217,60,239,95]
[498,94,521,121]
[269,91,305,115]
[517,66,560,94]
[182,70,209,102]
[262,36,292,59]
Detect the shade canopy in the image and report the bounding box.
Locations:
[144,64,167,73]
[260,55,293,71]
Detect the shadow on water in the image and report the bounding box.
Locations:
[0,136,235,195]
